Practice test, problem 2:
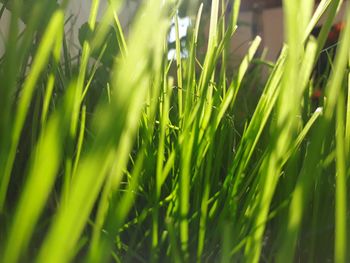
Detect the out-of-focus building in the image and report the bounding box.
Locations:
[235,0,348,61]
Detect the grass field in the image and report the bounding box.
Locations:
[0,0,349,262]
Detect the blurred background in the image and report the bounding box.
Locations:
[0,0,348,60]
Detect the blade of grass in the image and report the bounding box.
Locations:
[0,0,21,212]
[313,0,342,58]
[41,73,56,127]
[183,3,203,122]
[346,41,350,153]
[108,0,128,57]
[335,91,347,263]
[0,9,64,210]
[72,105,86,178]
[175,14,183,122]
[196,145,213,262]
[70,0,100,137]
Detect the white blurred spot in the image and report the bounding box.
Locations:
[315,107,323,114]
[168,16,191,43]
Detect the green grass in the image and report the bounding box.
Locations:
[0,0,349,262]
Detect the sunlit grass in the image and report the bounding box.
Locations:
[0,0,349,262]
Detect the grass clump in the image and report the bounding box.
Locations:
[0,0,349,262]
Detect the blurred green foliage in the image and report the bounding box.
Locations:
[0,0,349,262]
